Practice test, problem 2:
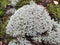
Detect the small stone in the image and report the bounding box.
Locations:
[0,41,2,45]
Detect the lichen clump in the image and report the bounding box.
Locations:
[6,1,60,45]
[9,0,21,6]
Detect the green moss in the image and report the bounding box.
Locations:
[48,3,60,21]
[7,37,13,42]
[0,20,8,36]
[0,19,13,42]
[15,0,30,9]
[48,3,56,13]
[1,0,9,8]
[15,0,42,9]
[0,9,6,18]
[0,0,9,18]
[56,7,60,18]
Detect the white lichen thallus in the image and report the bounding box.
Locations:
[6,0,60,45]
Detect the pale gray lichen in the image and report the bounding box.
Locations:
[32,21,60,44]
[6,8,16,15]
[9,0,21,6]
[6,1,53,37]
[8,37,32,45]
[6,1,60,45]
